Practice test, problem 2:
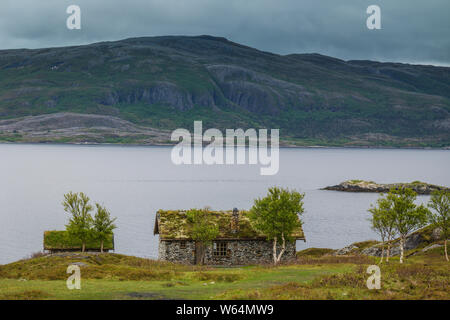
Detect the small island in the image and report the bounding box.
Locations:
[322,180,449,195]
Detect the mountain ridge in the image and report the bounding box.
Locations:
[0,35,449,147]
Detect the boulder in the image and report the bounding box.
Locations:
[361,246,383,257]
[431,227,443,241]
[334,244,357,255]
[421,244,443,252]
[70,262,89,267]
[337,226,442,257]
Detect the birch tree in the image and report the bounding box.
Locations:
[388,188,428,263]
[249,187,304,265]
[369,207,387,263]
[63,192,93,252]
[427,190,450,261]
[369,196,397,262]
[93,204,117,253]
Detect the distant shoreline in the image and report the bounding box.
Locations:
[1,140,449,151]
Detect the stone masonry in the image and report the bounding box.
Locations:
[158,239,296,265]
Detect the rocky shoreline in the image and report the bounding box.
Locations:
[322,180,449,195]
[295,225,444,259]
[332,225,443,258]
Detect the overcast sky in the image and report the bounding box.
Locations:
[1,0,449,65]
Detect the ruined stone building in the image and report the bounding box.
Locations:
[153,208,305,265]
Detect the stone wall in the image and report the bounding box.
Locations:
[159,239,296,265]
[159,240,196,264]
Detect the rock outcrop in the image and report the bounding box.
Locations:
[0,112,171,144]
[322,180,449,195]
[335,225,443,257]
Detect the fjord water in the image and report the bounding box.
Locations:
[0,144,449,264]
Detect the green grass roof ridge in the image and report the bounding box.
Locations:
[154,210,305,241]
[43,231,114,250]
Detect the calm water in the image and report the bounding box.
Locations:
[0,144,449,264]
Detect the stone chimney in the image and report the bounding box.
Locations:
[231,208,239,234]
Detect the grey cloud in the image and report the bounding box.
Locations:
[0,0,449,65]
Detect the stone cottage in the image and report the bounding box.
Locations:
[153,208,305,265]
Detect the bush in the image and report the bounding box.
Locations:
[296,248,336,257]
[196,272,244,282]
[0,290,51,300]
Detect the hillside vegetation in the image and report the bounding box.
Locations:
[0,245,448,300]
[0,35,449,147]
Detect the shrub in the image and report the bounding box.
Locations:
[196,272,244,282]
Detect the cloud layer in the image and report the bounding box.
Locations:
[1,0,449,65]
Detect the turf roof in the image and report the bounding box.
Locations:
[43,231,114,250]
[154,210,305,241]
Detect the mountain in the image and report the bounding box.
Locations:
[0,35,449,147]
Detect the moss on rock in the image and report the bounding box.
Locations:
[154,209,305,240]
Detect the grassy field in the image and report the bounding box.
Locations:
[0,246,448,300]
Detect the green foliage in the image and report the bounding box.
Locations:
[43,231,114,250]
[156,209,304,240]
[63,192,94,251]
[249,187,305,243]
[427,190,450,239]
[427,190,450,261]
[296,248,336,257]
[368,196,397,243]
[369,188,435,263]
[195,272,244,283]
[388,188,429,238]
[186,209,219,245]
[185,208,220,265]
[374,187,430,263]
[61,192,116,252]
[93,204,117,252]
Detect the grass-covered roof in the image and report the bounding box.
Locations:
[44,231,114,250]
[154,210,305,241]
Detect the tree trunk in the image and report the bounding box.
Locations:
[276,233,286,264]
[445,239,448,262]
[82,242,86,253]
[195,242,205,265]
[380,246,384,264]
[386,243,391,262]
[399,237,405,264]
[273,237,277,265]
[101,240,104,253]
